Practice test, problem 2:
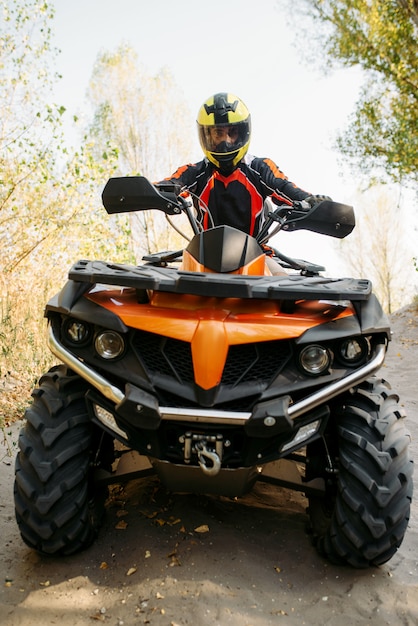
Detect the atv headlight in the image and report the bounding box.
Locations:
[338,337,369,366]
[95,330,125,360]
[299,344,331,376]
[62,318,91,346]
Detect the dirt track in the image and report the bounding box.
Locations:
[1,306,417,626]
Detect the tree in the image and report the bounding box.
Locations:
[0,3,133,423]
[1,0,62,210]
[86,45,194,259]
[286,0,418,188]
[338,188,414,312]
[0,1,136,275]
[1,0,68,272]
[88,45,193,180]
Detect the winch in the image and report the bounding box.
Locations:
[182,432,224,476]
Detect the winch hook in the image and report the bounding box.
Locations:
[196,442,221,477]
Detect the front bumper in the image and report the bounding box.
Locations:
[48,325,386,430]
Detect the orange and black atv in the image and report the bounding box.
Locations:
[14,177,413,567]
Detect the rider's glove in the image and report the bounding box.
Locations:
[155,181,183,195]
[304,194,332,207]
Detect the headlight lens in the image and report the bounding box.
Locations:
[95,331,125,359]
[299,344,331,376]
[338,337,369,366]
[62,318,91,345]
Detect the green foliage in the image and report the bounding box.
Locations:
[0,0,63,209]
[0,2,134,426]
[0,9,194,425]
[1,1,129,272]
[291,0,418,187]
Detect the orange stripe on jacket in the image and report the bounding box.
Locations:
[263,158,287,180]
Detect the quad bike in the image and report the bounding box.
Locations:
[14,177,413,567]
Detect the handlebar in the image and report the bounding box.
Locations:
[102,176,355,242]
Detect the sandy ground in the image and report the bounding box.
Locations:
[1,305,417,626]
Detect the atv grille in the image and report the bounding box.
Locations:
[132,331,194,383]
[131,330,291,388]
[221,342,291,385]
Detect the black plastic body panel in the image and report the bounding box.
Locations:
[46,280,128,333]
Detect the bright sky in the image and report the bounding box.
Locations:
[52,0,362,195]
[50,0,416,278]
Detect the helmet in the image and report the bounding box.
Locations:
[197,93,251,171]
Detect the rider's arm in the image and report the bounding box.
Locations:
[253,157,311,204]
[156,161,207,194]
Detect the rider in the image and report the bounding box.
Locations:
[160,92,331,239]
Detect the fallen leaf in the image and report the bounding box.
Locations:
[115,520,128,530]
[99,562,108,570]
[126,567,137,576]
[167,547,178,558]
[194,524,209,533]
[139,509,158,519]
[116,509,129,518]
[272,610,288,616]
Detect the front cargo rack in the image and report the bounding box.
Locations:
[69,259,372,302]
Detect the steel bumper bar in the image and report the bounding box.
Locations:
[48,326,386,426]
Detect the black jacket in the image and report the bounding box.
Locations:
[163,154,310,236]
